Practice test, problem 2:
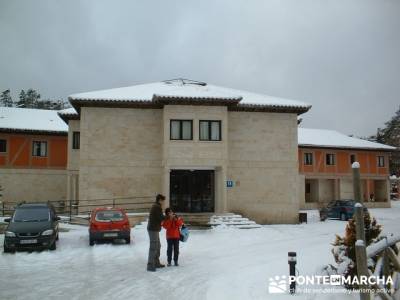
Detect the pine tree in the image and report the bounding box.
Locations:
[17,90,26,107]
[25,89,41,108]
[376,106,400,175]
[0,89,13,107]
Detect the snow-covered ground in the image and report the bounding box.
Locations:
[1,202,399,300]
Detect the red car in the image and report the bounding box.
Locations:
[89,207,131,246]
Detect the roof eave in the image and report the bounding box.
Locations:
[0,128,68,136]
[298,144,396,152]
[230,104,311,115]
[69,96,310,115]
[57,112,79,124]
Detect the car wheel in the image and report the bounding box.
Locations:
[56,233,59,241]
[3,243,14,254]
[125,237,131,244]
[89,239,95,246]
[340,213,347,221]
[49,240,57,251]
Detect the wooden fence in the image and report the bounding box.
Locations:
[354,204,400,300]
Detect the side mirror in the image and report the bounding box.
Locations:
[54,216,61,221]
[4,218,11,223]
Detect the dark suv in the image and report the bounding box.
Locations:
[320,200,368,221]
[3,203,60,253]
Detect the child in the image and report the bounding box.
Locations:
[162,208,184,266]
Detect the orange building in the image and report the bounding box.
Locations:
[298,128,395,209]
[0,108,68,203]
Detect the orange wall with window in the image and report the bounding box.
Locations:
[298,148,390,176]
[0,133,67,169]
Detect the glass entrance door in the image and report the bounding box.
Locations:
[170,170,215,213]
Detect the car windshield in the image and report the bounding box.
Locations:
[327,201,336,208]
[95,210,124,222]
[13,208,50,222]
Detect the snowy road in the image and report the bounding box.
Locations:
[1,202,399,300]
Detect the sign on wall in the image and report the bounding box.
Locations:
[226,180,234,188]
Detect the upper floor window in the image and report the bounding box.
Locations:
[326,153,336,166]
[350,154,356,165]
[32,141,47,157]
[170,120,193,140]
[0,139,6,152]
[72,132,80,149]
[304,153,313,165]
[199,120,221,141]
[377,156,385,167]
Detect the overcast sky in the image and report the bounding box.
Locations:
[0,0,399,137]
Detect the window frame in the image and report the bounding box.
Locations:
[170,120,193,141]
[32,141,48,157]
[377,155,385,167]
[0,139,7,153]
[303,152,313,166]
[72,131,80,150]
[199,120,222,141]
[326,153,336,166]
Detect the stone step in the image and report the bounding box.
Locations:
[208,213,261,229]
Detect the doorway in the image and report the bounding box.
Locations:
[170,170,215,213]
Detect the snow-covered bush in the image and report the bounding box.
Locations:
[331,212,382,289]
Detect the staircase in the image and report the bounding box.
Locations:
[134,213,261,229]
[208,213,261,229]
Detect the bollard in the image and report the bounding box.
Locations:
[288,252,297,294]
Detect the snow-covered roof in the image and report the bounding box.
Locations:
[69,79,311,112]
[298,128,396,151]
[58,107,78,116]
[0,107,68,134]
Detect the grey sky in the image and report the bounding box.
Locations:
[1,0,399,137]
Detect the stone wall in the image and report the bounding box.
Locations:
[78,107,164,208]
[162,105,228,211]
[0,168,67,205]
[227,112,299,224]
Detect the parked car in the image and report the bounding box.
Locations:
[319,200,368,221]
[89,207,131,246]
[3,203,60,253]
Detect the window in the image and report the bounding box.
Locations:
[326,153,336,166]
[304,153,313,165]
[72,132,80,149]
[0,139,6,152]
[199,120,221,141]
[170,120,193,140]
[377,156,385,167]
[32,141,47,157]
[350,154,356,164]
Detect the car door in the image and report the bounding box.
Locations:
[327,201,337,218]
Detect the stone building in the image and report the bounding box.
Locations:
[61,79,311,224]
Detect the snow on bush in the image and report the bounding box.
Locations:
[329,212,382,289]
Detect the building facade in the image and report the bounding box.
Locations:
[298,128,394,209]
[62,79,311,224]
[0,108,68,204]
[1,83,395,223]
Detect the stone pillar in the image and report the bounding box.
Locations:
[163,167,170,208]
[215,166,227,213]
